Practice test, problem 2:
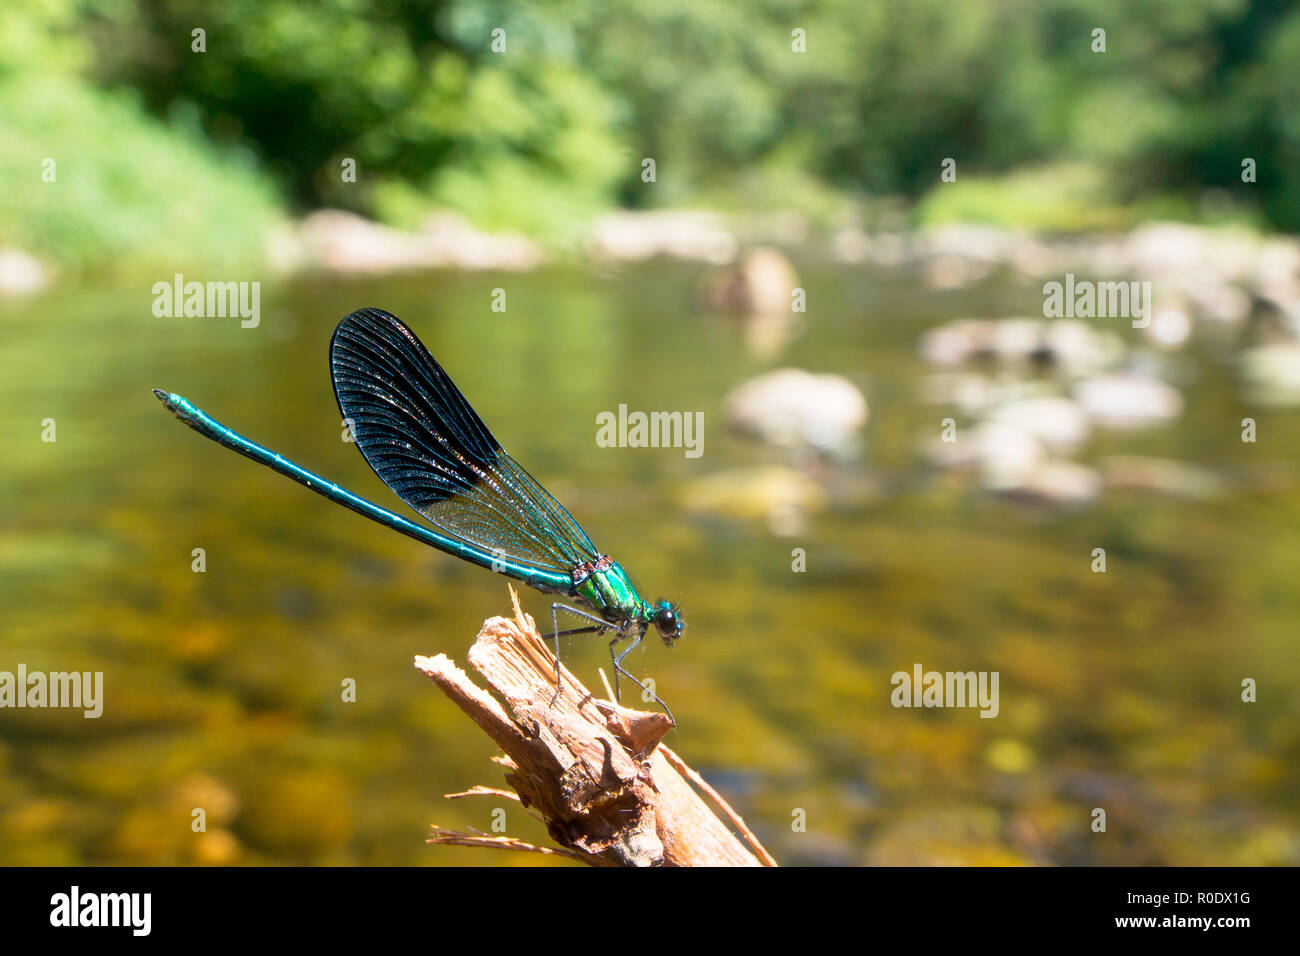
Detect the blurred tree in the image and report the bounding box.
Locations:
[5,0,1300,256]
[101,0,627,232]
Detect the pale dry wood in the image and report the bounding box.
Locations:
[425,826,588,862]
[595,661,774,864]
[660,744,779,867]
[443,785,520,802]
[414,587,774,867]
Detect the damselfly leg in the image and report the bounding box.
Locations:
[610,629,675,725]
[548,602,674,723]
[549,603,612,705]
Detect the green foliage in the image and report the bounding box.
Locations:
[0,3,282,274]
[101,1,630,233]
[916,164,1118,233]
[0,76,283,275]
[369,58,628,238]
[913,163,1221,233]
[0,0,96,78]
[3,0,1300,270]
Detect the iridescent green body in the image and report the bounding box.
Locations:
[573,560,651,629]
[154,389,660,631]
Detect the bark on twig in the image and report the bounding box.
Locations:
[414,587,775,867]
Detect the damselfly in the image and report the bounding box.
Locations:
[154,308,683,720]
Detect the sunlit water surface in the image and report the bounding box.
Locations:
[2,261,1297,865]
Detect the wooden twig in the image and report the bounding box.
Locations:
[426,826,588,862]
[597,666,776,866]
[443,785,520,802]
[660,745,779,867]
[414,587,772,867]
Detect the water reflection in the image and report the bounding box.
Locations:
[1,258,1297,865]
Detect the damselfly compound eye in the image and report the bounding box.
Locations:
[654,604,682,642]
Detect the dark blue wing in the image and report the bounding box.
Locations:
[329,307,600,574]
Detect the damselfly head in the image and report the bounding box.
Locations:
[652,600,684,646]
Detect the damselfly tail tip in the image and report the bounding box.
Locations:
[152,388,187,420]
